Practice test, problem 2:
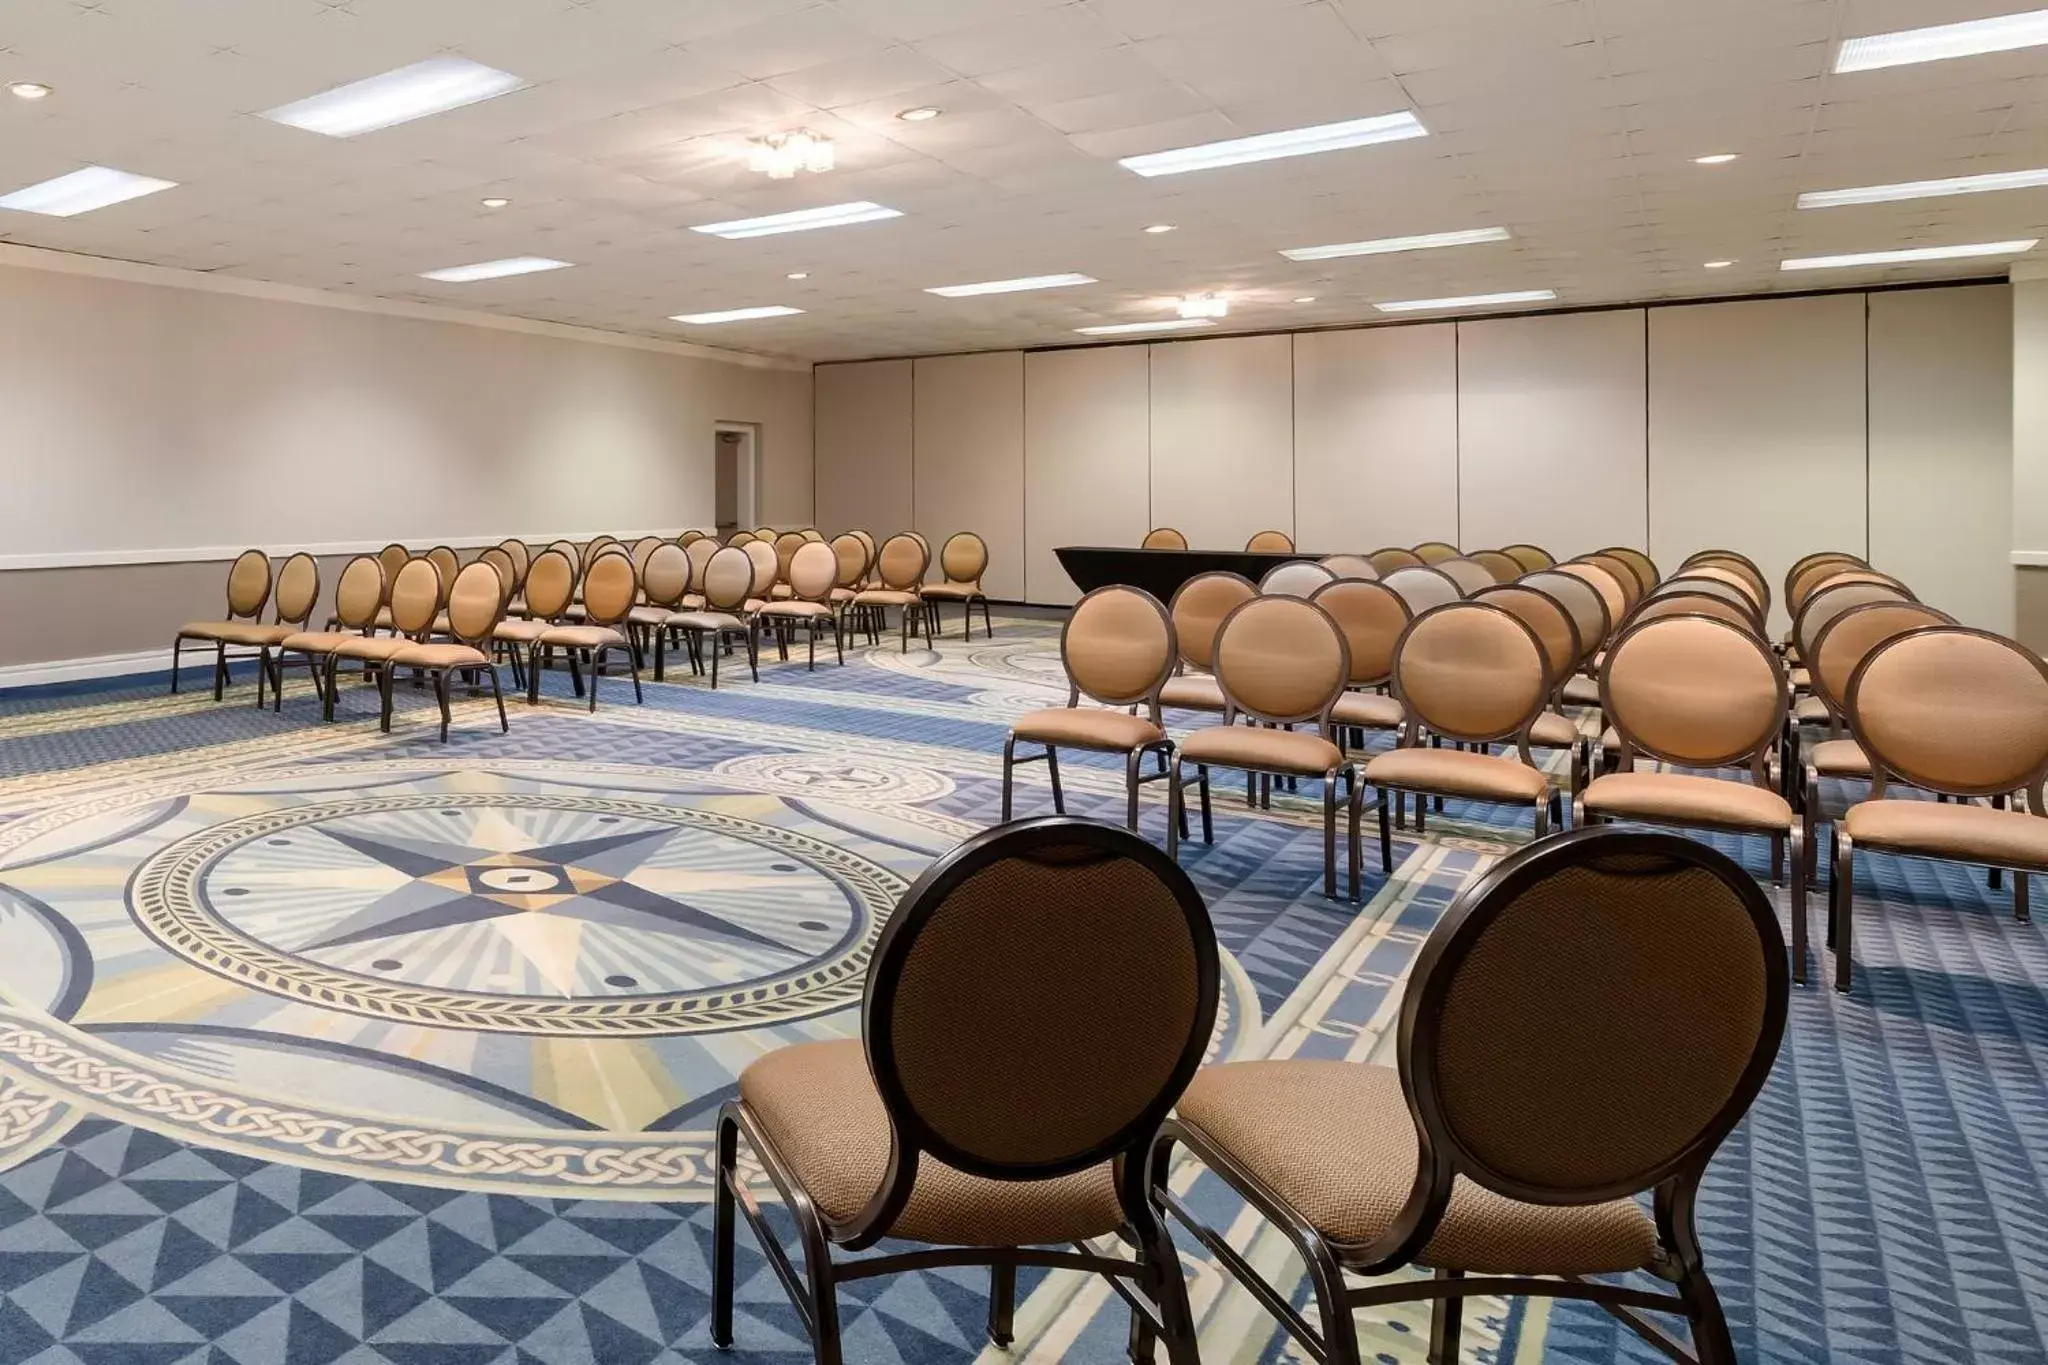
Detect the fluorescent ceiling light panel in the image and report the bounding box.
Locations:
[690,201,902,239]
[671,305,805,324]
[418,256,573,282]
[0,165,176,216]
[1835,8,2048,72]
[1798,166,2048,208]
[1780,240,2038,270]
[927,273,1096,297]
[1281,226,1510,261]
[263,57,527,137]
[1074,319,1216,335]
[1373,289,1557,314]
[1119,112,1425,177]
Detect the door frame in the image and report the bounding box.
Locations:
[714,421,762,531]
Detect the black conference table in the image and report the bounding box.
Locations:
[1055,546,1322,601]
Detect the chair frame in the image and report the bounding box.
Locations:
[530,549,644,711]
[924,531,995,640]
[670,546,762,688]
[1154,827,1787,1365]
[714,817,1217,1365]
[170,549,274,701]
[756,541,847,671]
[389,560,511,741]
[249,552,323,710]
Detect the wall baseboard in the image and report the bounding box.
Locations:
[0,529,715,573]
[0,649,173,694]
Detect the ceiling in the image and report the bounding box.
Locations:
[2,0,2045,362]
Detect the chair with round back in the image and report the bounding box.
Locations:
[1628,592,1761,635]
[1579,551,1646,607]
[1557,561,1630,643]
[1318,554,1378,580]
[1005,587,1181,831]
[755,525,777,542]
[679,536,721,611]
[493,548,569,686]
[1260,560,1338,598]
[1312,578,1412,752]
[1649,574,1764,627]
[251,552,324,709]
[277,555,384,719]
[716,817,1217,1365]
[171,549,279,702]
[500,538,533,601]
[1785,549,1864,599]
[1142,527,1190,551]
[728,529,757,548]
[800,528,826,543]
[1499,543,1555,572]
[477,547,517,605]
[1368,547,1425,575]
[922,532,994,640]
[827,533,870,613]
[1170,596,1360,900]
[666,546,762,687]
[1678,562,1765,614]
[852,535,932,653]
[1578,614,1803,976]
[756,541,846,670]
[330,557,441,725]
[579,537,618,577]
[1363,602,1557,866]
[632,534,665,574]
[1411,541,1459,564]
[770,531,808,600]
[1380,565,1463,617]
[371,544,411,626]
[1474,582,1589,799]
[1161,572,1258,716]
[532,550,642,711]
[1788,554,1871,617]
[1833,627,2048,991]
[740,539,780,611]
[1245,529,1295,553]
[391,561,511,741]
[1599,546,1660,592]
[1158,826,1786,1365]
[1785,577,1915,747]
[631,543,692,676]
[425,546,461,605]
[1434,558,1498,597]
[849,528,879,587]
[1468,549,1523,584]
[1520,569,1609,676]
[679,529,707,547]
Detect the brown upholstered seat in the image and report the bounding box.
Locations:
[741,1040,1125,1246]
[1561,676,1601,706]
[536,623,624,650]
[280,630,359,653]
[1582,771,1791,829]
[1528,710,1581,748]
[331,635,410,662]
[1180,725,1341,775]
[1012,708,1166,750]
[1176,1061,1658,1274]
[1160,675,1225,711]
[856,588,919,605]
[920,581,979,599]
[1332,691,1403,728]
[492,618,548,643]
[669,610,747,632]
[172,548,284,703]
[763,599,832,618]
[391,642,489,670]
[181,620,292,647]
[1364,746,1548,801]
[1809,738,1870,776]
[1843,799,2048,864]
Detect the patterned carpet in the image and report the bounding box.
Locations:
[0,615,2039,1363]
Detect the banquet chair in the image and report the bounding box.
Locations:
[679,529,708,547]
[922,531,994,639]
[629,542,691,669]
[499,538,533,611]
[800,528,827,543]
[667,546,761,687]
[369,543,411,627]
[770,531,808,599]
[827,532,870,624]
[755,525,777,542]
[1468,549,1524,584]
[1363,602,1558,868]
[494,548,569,688]
[1143,527,1190,550]
[1628,592,1761,634]
[1368,547,1426,575]
[1475,582,1589,800]
[1260,560,1338,597]
[1318,554,1378,579]
[1246,529,1296,552]
[1311,578,1411,755]
[1156,827,1786,1365]
[1412,541,1460,565]
[276,555,384,717]
[756,541,845,669]
[1787,554,1872,624]
[1580,551,1648,605]
[532,549,641,711]
[1832,627,2048,992]
[714,817,1216,1365]
[1434,557,1498,597]
[1647,575,1764,628]
[1380,565,1463,617]
[1577,614,1803,978]
[853,534,932,652]
[1499,542,1555,572]
[246,552,322,709]
[328,557,441,725]
[1160,572,1257,716]
[1004,585,1180,831]
[425,545,460,593]
[1676,563,1764,616]
[476,547,517,605]
[1557,561,1631,641]
[728,529,757,547]
[1598,545,1660,591]
[742,539,781,612]
[1169,596,1361,899]
[390,561,511,741]
[171,549,278,701]
[679,536,720,611]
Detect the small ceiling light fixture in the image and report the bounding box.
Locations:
[1177,293,1229,319]
[418,256,573,282]
[927,273,1097,297]
[0,165,177,217]
[1836,8,2048,72]
[1704,260,1735,269]
[1780,239,2039,271]
[480,196,510,209]
[896,105,941,122]
[691,201,901,239]
[1120,111,1426,177]
[1693,153,1740,165]
[1281,226,1510,261]
[1374,289,1557,314]
[747,129,835,179]
[9,82,52,100]
[1143,223,1177,234]
[672,305,806,324]
[1075,318,1216,335]
[787,271,809,280]
[1294,296,1317,303]
[1797,165,2048,209]
[263,57,527,137]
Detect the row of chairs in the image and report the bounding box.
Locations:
[1142,525,1560,577]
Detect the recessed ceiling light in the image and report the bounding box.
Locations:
[787,271,809,280]
[671,306,806,324]
[1177,293,1229,319]
[1836,8,2048,72]
[418,256,573,282]
[896,106,941,122]
[263,57,527,137]
[1294,296,1317,303]
[1119,112,1426,177]
[1693,153,1740,165]
[1281,226,1510,261]
[1143,223,1177,234]
[1780,240,2039,271]
[480,196,510,209]
[1797,166,2048,209]
[1074,319,1216,335]
[9,82,51,101]
[1374,289,1557,314]
[927,273,1097,297]
[690,201,902,239]
[0,166,177,217]
[1704,260,1735,269]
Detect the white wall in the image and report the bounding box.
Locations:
[815,282,2012,626]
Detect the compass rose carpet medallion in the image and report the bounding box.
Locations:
[0,618,2035,1363]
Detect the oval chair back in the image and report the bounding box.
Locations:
[702,547,758,613]
[523,550,577,620]
[1380,565,1464,617]
[1520,570,1609,670]
[1062,586,1176,717]
[773,532,808,586]
[684,537,721,595]
[1580,551,1646,605]
[544,539,577,574]
[1368,547,1426,574]
[377,543,411,588]
[1627,592,1760,636]
[497,539,530,587]
[632,534,665,570]
[332,556,386,631]
[425,546,460,602]
[830,533,869,590]
[389,559,443,638]
[1649,575,1763,628]
[1311,578,1411,688]
[478,547,517,606]
[857,818,1217,1232]
[801,528,827,543]
[742,540,779,596]
[1318,554,1378,580]
[1435,557,1498,597]
[728,530,758,548]
[1259,560,1336,598]
[679,529,707,547]
[1142,527,1188,550]
[582,551,638,627]
[939,532,989,588]
[1599,546,1660,591]
[1847,627,2048,802]
[445,562,507,646]
[1678,562,1764,613]
[1789,553,1870,609]
[1468,549,1523,584]
[1473,584,1581,689]
[1792,578,1912,663]
[1390,602,1549,748]
[874,534,928,591]
[1601,615,1787,779]
[273,553,319,627]
[224,549,273,619]
[1556,561,1628,641]
[1167,571,1256,673]
[1685,549,1767,591]
[580,537,619,573]
[786,541,839,603]
[1210,595,1349,727]
[1499,543,1554,572]
[756,526,777,542]
[642,543,690,609]
[1245,529,1294,553]
[1809,600,1955,717]
[1411,541,1460,565]
[1400,827,1785,1210]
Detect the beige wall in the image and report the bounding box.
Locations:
[912,352,1025,598]
[814,359,913,542]
[812,283,2013,625]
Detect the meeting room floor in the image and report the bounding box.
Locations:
[0,613,2035,1364]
